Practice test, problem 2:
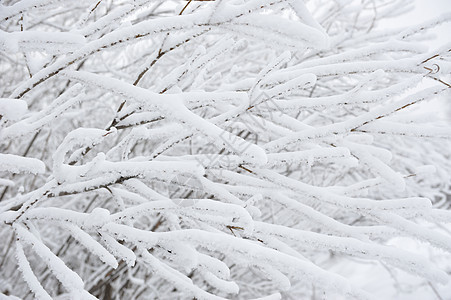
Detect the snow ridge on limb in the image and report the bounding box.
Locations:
[104,224,376,300]
[1,84,86,140]
[13,224,87,295]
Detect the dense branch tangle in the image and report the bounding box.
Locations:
[0,0,451,299]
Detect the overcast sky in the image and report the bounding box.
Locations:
[412,0,450,23]
[395,0,450,44]
[382,0,450,35]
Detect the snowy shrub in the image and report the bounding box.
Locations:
[0,0,450,299]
